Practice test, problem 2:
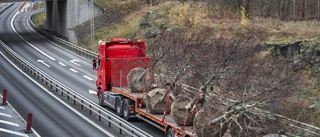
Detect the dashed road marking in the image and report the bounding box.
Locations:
[69,68,78,73]
[37,59,51,67]
[11,11,56,61]
[0,127,28,137]
[0,112,12,118]
[70,59,81,66]
[89,89,96,95]
[83,75,94,81]
[59,62,66,67]
[0,106,5,109]
[0,120,20,127]
[1,41,115,137]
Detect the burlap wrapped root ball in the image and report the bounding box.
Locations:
[193,103,229,137]
[171,95,198,126]
[145,88,174,114]
[127,67,152,93]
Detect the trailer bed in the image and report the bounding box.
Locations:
[137,108,195,135]
[112,87,196,136]
[112,87,143,99]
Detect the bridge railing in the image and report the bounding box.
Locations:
[0,39,151,137]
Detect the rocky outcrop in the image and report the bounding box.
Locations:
[270,38,320,71]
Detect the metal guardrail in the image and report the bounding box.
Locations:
[29,9,98,60]
[0,41,151,136]
[0,3,14,15]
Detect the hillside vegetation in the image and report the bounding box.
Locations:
[33,0,320,136]
[76,1,320,135]
[75,0,320,50]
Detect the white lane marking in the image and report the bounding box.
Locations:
[0,52,115,137]
[0,3,14,18]
[0,106,5,109]
[70,59,81,66]
[11,11,56,61]
[27,17,92,63]
[83,75,94,81]
[0,112,12,118]
[59,62,66,67]
[37,60,50,67]
[0,120,20,127]
[69,68,78,73]
[88,90,96,95]
[0,128,28,137]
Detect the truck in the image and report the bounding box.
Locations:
[92,38,196,137]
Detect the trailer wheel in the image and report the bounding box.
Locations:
[122,99,131,121]
[97,89,105,106]
[165,127,174,137]
[115,97,123,117]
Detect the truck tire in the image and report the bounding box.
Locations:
[98,89,105,106]
[122,99,131,121]
[115,97,123,117]
[165,127,173,137]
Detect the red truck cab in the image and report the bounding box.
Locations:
[94,38,152,105]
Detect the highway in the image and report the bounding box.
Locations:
[0,3,116,137]
[0,49,113,136]
[0,3,162,137]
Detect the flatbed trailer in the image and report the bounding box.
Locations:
[103,86,196,137]
[93,38,197,137]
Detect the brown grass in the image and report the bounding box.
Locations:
[93,1,320,46]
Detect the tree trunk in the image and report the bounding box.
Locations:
[301,0,305,19]
[243,0,250,18]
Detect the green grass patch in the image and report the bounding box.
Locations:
[266,39,299,45]
[31,12,46,28]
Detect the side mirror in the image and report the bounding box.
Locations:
[92,59,97,70]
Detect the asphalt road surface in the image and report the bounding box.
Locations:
[0,3,163,137]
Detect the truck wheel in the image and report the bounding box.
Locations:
[98,89,105,106]
[165,128,173,137]
[115,97,123,117]
[122,99,131,121]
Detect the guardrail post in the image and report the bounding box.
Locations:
[89,105,92,115]
[73,96,76,105]
[119,123,122,134]
[81,100,84,109]
[108,116,111,127]
[25,113,33,133]
[1,89,8,105]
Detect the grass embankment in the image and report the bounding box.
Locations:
[31,12,46,28]
[31,1,320,48]
[91,1,320,50]
[30,0,46,28]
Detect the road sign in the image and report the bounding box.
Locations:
[35,1,42,5]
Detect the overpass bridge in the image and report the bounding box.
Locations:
[1,0,103,43]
